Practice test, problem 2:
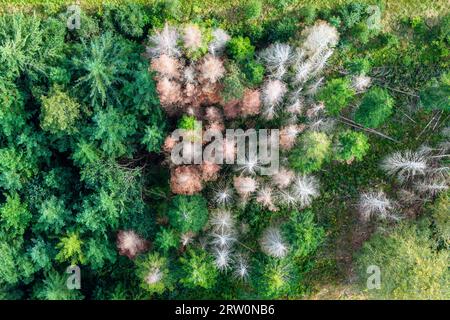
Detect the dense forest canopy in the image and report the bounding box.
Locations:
[0,0,448,300]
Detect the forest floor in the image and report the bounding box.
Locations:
[1,0,449,31]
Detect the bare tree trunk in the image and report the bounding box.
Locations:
[338,116,399,143]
